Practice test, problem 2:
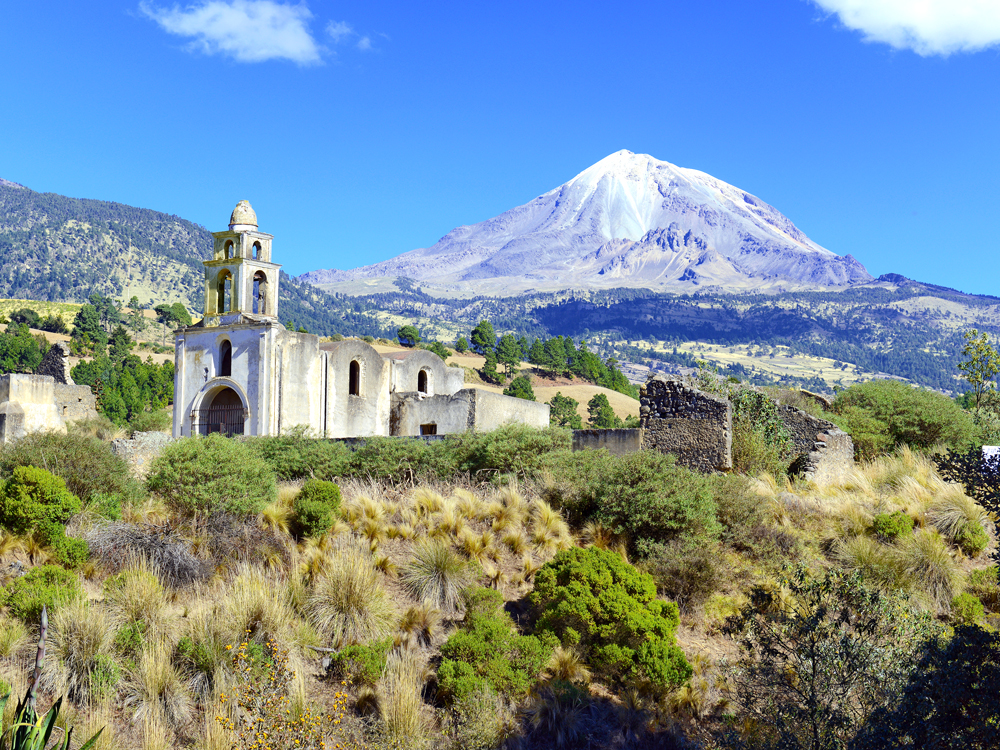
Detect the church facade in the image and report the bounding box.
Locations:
[171,202,548,439]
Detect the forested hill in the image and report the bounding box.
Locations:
[0,181,386,337]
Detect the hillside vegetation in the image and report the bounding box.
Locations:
[0,390,995,749]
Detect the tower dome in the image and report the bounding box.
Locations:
[229,200,258,230]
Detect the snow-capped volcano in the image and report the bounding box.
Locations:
[301,150,871,293]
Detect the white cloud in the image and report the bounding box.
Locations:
[812,0,1000,55]
[356,35,371,51]
[140,0,322,65]
[326,20,354,43]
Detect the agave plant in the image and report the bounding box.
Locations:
[0,607,103,750]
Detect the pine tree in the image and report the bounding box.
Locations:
[496,334,522,378]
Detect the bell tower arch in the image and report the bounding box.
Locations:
[203,200,282,324]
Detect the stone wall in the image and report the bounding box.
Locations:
[572,428,644,456]
[54,384,99,424]
[390,388,550,436]
[779,405,855,484]
[639,376,732,472]
[110,431,175,478]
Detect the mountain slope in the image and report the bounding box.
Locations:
[301,150,871,294]
[0,181,386,337]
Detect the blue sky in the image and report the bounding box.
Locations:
[2,1,1000,295]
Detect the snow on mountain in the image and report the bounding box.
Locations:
[300,150,871,293]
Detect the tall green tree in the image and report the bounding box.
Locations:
[547,392,582,429]
[397,324,421,348]
[587,392,622,428]
[70,304,107,356]
[480,349,503,385]
[454,336,469,353]
[0,323,47,375]
[496,334,522,378]
[470,320,496,356]
[503,375,535,401]
[958,328,1000,411]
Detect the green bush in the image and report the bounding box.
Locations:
[832,380,976,458]
[47,533,89,568]
[871,510,915,541]
[245,430,351,480]
[345,437,438,481]
[448,425,571,480]
[956,521,989,557]
[952,593,985,626]
[592,451,720,551]
[3,564,82,621]
[731,389,793,476]
[127,408,172,434]
[967,567,1000,611]
[0,431,142,505]
[536,449,617,523]
[0,465,81,535]
[438,588,555,703]
[642,539,721,612]
[292,479,342,538]
[329,638,392,686]
[146,434,277,516]
[532,547,691,695]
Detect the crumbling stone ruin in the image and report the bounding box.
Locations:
[0,343,99,445]
[639,375,854,480]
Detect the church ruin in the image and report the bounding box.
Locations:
[172,201,549,439]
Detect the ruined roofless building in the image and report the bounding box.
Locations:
[171,201,549,438]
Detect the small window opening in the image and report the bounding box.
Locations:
[420,424,437,436]
[217,272,232,313]
[417,370,428,394]
[225,240,234,259]
[252,242,261,259]
[220,340,232,377]
[253,271,267,315]
[349,360,361,396]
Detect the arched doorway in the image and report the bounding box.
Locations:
[417,369,428,394]
[197,387,245,436]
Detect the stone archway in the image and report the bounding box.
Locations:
[197,386,245,437]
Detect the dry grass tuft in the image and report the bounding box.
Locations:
[104,557,171,637]
[377,648,430,746]
[897,528,964,612]
[398,601,442,648]
[0,617,29,658]
[219,564,296,646]
[306,539,396,648]
[125,641,194,728]
[42,599,116,703]
[400,538,471,611]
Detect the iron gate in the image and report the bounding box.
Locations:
[196,404,246,437]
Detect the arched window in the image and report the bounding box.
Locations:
[252,242,261,260]
[417,369,428,394]
[224,240,234,260]
[349,360,361,396]
[252,271,267,315]
[220,340,232,377]
[217,271,232,313]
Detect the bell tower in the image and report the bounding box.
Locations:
[203,200,282,324]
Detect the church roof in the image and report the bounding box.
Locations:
[229,200,258,228]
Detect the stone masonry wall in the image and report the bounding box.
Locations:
[572,428,644,456]
[53,384,99,424]
[639,377,732,472]
[779,405,855,484]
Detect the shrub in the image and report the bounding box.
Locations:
[642,539,721,612]
[41,599,117,703]
[146,434,276,516]
[0,431,141,504]
[952,593,985,625]
[49,534,89,568]
[291,479,341,539]
[593,451,720,552]
[957,521,990,557]
[127,409,172,434]
[0,465,81,535]
[897,529,964,612]
[731,389,793,476]
[871,510,915,541]
[245,429,351,480]
[532,547,691,695]
[832,380,976,457]
[400,538,472,610]
[449,425,572,480]
[306,540,395,648]
[438,587,555,702]
[328,637,392,686]
[968,566,1000,611]
[345,437,437,481]
[3,564,82,621]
